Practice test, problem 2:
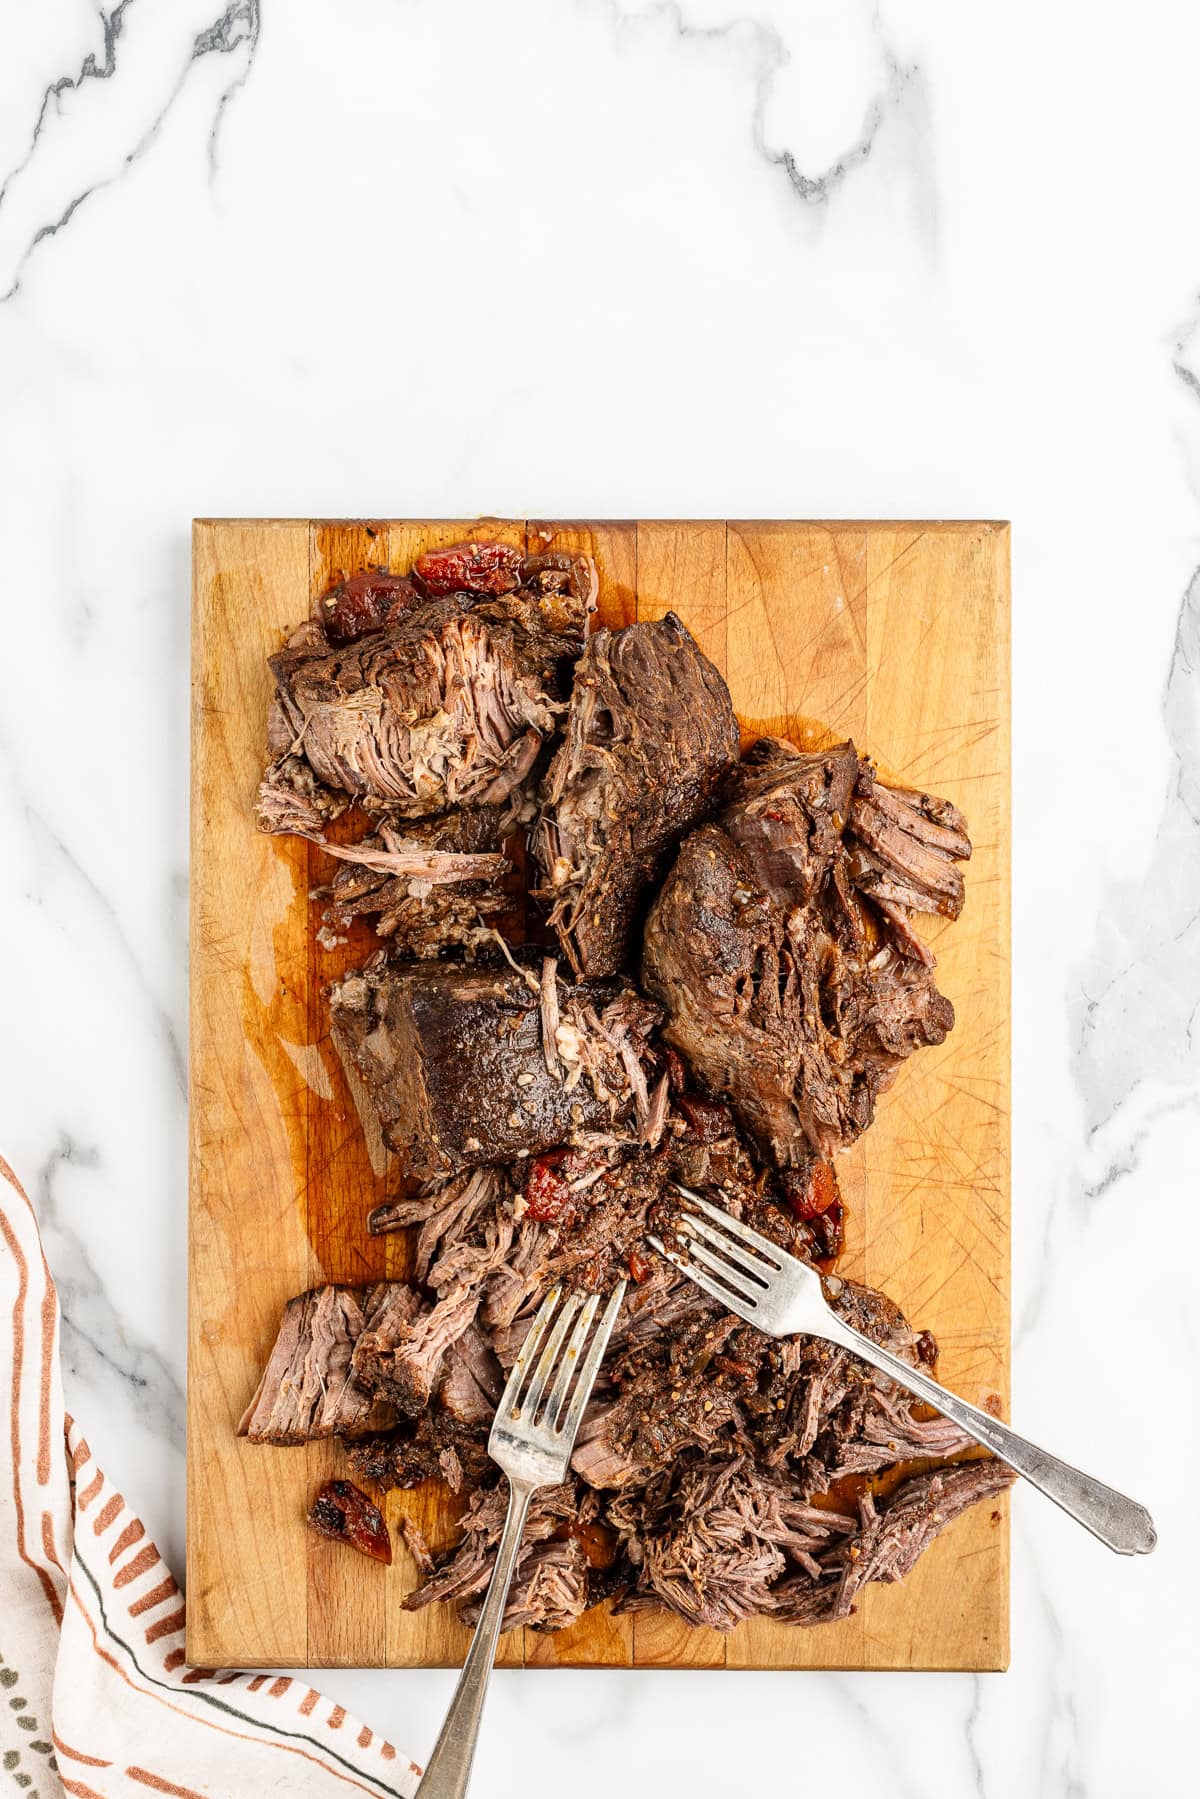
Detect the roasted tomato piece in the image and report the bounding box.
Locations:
[414,540,523,596]
[320,571,419,643]
[782,1157,841,1221]
[307,1480,392,1563]
[524,1154,572,1224]
[572,1519,619,1569]
[627,1247,653,1284]
[675,1093,734,1143]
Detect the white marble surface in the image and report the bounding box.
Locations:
[0,1,1196,1792]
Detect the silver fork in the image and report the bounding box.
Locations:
[416,1280,627,1799]
[648,1186,1156,1557]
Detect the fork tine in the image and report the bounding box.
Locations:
[670,1229,766,1308]
[671,1185,786,1265]
[559,1281,626,1444]
[544,1291,601,1433]
[676,1213,773,1287]
[498,1285,561,1420]
[647,1235,748,1313]
[522,1290,583,1422]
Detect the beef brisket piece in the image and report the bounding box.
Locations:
[352,1169,526,1414]
[436,1321,504,1425]
[329,957,658,1180]
[734,736,972,967]
[827,1460,1013,1621]
[642,822,953,1165]
[720,738,859,909]
[766,1459,1012,1625]
[532,613,738,977]
[368,1168,503,1275]
[257,543,596,840]
[238,1283,413,1444]
[463,1536,589,1634]
[257,595,560,829]
[351,1282,483,1419]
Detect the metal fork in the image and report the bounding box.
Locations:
[416,1280,627,1799]
[649,1186,1156,1557]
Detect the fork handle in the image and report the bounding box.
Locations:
[416,1479,534,1799]
[820,1315,1156,1555]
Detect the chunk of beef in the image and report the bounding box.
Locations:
[256,752,348,837]
[463,1536,589,1634]
[732,736,972,966]
[820,1383,977,1478]
[826,1460,1013,1620]
[642,823,953,1166]
[329,958,657,1180]
[396,1513,435,1575]
[368,1167,502,1274]
[257,595,559,832]
[436,1322,504,1425]
[352,1282,483,1419]
[721,739,859,908]
[533,613,738,977]
[352,1169,524,1415]
[569,1306,745,1489]
[238,1283,413,1444]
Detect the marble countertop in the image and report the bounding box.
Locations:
[1,2,1195,1793]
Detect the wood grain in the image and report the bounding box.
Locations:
[189,518,1010,1671]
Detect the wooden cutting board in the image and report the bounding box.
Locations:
[188,519,1010,1672]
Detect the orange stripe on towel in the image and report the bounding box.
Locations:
[144,1606,187,1644]
[76,1469,104,1512]
[129,1574,179,1617]
[52,1733,112,1769]
[109,1519,144,1563]
[126,1766,209,1799]
[93,1493,124,1534]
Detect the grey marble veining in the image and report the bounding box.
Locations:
[1075,568,1200,1152]
[0,0,260,300]
[36,1131,186,1452]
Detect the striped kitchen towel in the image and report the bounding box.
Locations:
[0,1154,419,1798]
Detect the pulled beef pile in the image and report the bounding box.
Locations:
[248,538,1005,1634]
